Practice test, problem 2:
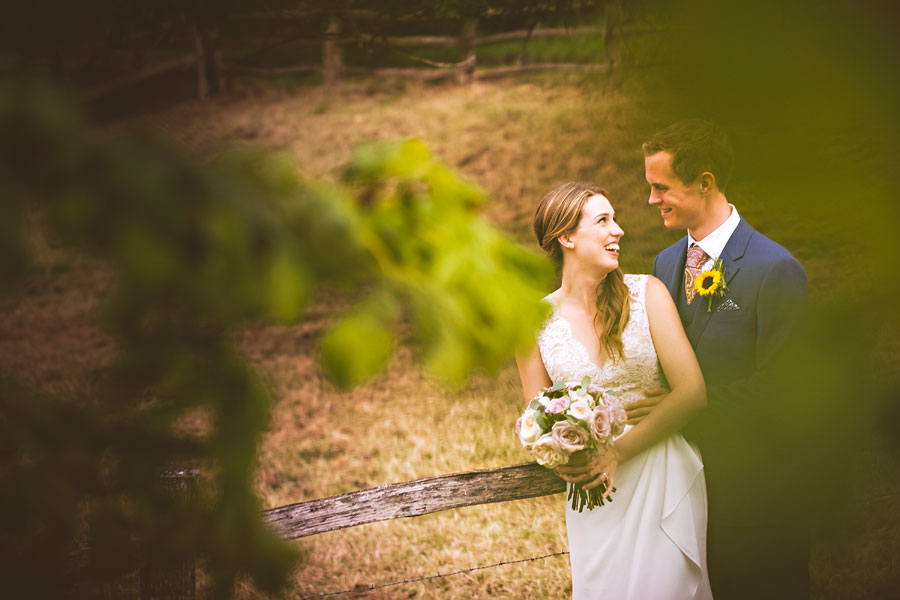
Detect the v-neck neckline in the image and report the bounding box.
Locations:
[545,295,611,374]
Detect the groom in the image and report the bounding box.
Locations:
[639,119,809,599]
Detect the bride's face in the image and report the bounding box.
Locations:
[562,194,624,272]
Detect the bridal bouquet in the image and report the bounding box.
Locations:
[516,377,626,512]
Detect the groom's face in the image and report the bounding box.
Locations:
[644,151,706,232]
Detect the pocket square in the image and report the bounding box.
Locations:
[716,298,741,312]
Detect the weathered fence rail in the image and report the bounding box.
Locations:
[266,24,649,48]
[226,22,651,86]
[68,463,563,597]
[263,462,565,539]
[83,54,197,102]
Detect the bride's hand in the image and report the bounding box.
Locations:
[556,447,619,499]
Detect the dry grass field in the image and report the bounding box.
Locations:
[151,75,637,599]
[3,73,898,598]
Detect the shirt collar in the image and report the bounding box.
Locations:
[687,204,741,260]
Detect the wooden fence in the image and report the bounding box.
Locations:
[263,462,565,540]
[224,19,660,87]
[68,467,200,600]
[85,16,660,101]
[70,463,564,598]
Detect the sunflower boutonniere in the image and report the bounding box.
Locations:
[695,257,728,313]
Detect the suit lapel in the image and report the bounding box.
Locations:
[687,218,754,344]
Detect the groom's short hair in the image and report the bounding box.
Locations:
[642,119,734,191]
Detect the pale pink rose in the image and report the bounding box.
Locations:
[516,409,543,446]
[588,384,604,397]
[606,403,627,437]
[566,399,593,422]
[531,434,568,468]
[545,395,571,414]
[551,420,590,453]
[590,406,613,444]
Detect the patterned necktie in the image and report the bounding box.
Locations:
[684,244,710,305]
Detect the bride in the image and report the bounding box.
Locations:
[517,182,713,599]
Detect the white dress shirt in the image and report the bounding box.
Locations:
[687,204,741,270]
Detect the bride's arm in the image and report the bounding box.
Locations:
[516,344,552,403]
[614,275,706,463]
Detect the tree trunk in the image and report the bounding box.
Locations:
[456,18,478,84]
[516,21,538,65]
[603,0,624,91]
[208,25,226,95]
[194,25,225,99]
[193,27,209,100]
[323,17,342,90]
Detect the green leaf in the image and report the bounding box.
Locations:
[535,410,552,432]
[320,307,393,388]
[425,164,485,210]
[566,415,591,430]
[116,226,179,289]
[423,333,472,384]
[345,139,430,182]
[263,252,309,323]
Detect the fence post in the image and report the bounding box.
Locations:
[457,18,477,84]
[323,17,342,89]
[140,467,199,600]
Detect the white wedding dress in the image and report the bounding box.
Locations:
[538,274,712,599]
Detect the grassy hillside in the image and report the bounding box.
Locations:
[5,73,897,598]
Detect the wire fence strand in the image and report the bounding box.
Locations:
[300,550,570,599]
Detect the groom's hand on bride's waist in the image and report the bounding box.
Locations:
[625,387,669,425]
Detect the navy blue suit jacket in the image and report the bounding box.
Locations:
[653,217,808,525]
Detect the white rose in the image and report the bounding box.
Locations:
[534,394,550,408]
[531,434,568,468]
[517,409,544,446]
[566,399,593,422]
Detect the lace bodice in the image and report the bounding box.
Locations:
[537,274,663,407]
[543,277,710,599]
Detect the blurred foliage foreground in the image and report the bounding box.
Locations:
[0,81,554,597]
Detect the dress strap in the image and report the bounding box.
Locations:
[543,294,559,311]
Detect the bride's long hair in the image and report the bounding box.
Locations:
[533,182,630,363]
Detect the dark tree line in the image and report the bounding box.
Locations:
[2,1,610,101]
